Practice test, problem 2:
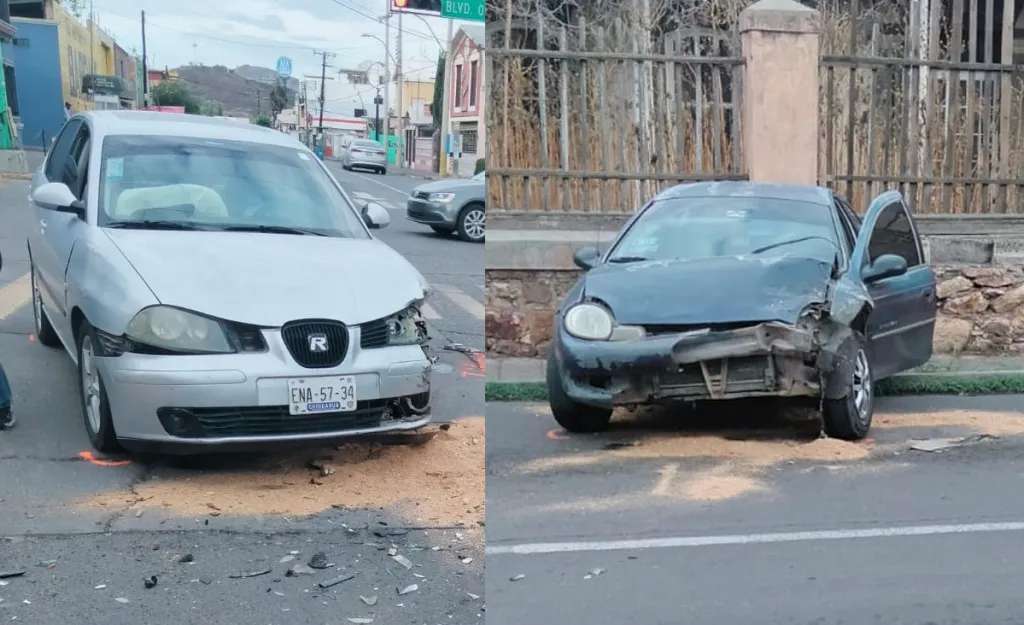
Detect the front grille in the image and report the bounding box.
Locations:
[360,318,390,349]
[158,401,387,438]
[642,321,764,336]
[414,191,430,200]
[281,320,349,368]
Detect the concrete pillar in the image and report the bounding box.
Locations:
[739,0,820,185]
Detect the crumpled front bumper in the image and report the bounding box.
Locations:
[554,322,837,408]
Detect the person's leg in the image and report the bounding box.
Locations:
[0,362,13,429]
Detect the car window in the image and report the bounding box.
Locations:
[66,126,91,199]
[97,135,369,239]
[608,197,838,264]
[833,199,856,252]
[44,119,81,183]
[867,202,921,267]
[352,140,384,150]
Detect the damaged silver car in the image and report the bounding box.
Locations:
[547,182,936,439]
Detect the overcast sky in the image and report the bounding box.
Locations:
[88,0,459,115]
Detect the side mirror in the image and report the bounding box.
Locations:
[362,201,391,229]
[864,254,908,283]
[31,182,86,219]
[573,246,602,270]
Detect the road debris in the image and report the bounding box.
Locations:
[318,573,356,589]
[94,584,106,590]
[359,595,378,606]
[308,551,332,569]
[347,618,374,624]
[0,571,25,579]
[114,597,130,604]
[584,567,606,579]
[285,563,316,577]
[510,573,526,582]
[229,568,272,579]
[397,583,419,595]
[467,592,480,600]
[461,557,473,564]
[177,553,194,563]
[391,554,413,570]
[279,554,295,564]
[143,575,158,589]
[308,458,337,477]
[910,434,996,453]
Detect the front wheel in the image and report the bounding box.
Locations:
[822,336,874,440]
[456,203,485,243]
[379,168,387,175]
[77,321,121,453]
[546,353,612,433]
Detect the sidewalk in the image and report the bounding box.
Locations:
[487,354,1024,397]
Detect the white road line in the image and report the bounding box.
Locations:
[650,463,679,496]
[421,302,442,321]
[341,169,413,198]
[433,284,484,320]
[0,273,31,321]
[351,191,374,200]
[486,522,1024,556]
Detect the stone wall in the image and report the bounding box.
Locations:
[934,265,1024,354]
[486,264,1024,358]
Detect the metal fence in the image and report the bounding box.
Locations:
[820,0,1024,214]
[488,13,746,214]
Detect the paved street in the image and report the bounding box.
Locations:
[486,397,1024,624]
[0,163,483,623]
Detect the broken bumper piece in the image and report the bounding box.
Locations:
[556,322,822,408]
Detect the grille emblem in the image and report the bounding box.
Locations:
[308,333,329,352]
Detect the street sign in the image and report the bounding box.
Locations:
[276,56,292,79]
[441,0,485,21]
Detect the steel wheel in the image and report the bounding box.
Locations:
[852,348,872,419]
[80,335,102,434]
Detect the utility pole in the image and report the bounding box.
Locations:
[256,89,261,117]
[141,10,148,104]
[313,50,336,144]
[374,83,382,140]
[396,10,403,165]
[89,0,95,74]
[383,1,390,143]
[439,19,454,175]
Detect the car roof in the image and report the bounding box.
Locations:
[653,181,834,207]
[77,110,302,149]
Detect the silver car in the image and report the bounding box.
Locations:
[28,111,432,453]
[406,171,486,242]
[340,138,388,175]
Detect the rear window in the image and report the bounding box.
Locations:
[353,140,383,149]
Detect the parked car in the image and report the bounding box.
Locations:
[547,181,936,440]
[28,111,432,453]
[340,138,388,174]
[0,249,11,430]
[406,171,486,243]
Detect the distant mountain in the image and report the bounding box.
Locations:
[174,65,296,118]
[234,64,300,92]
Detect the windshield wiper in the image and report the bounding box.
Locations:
[221,225,328,236]
[607,256,649,264]
[105,220,209,231]
[751,236,839,255]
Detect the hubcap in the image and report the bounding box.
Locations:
[852,349,872,419]
[81,337,102,434]
[463,209,485,240]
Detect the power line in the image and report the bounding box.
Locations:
[324,0,439,45]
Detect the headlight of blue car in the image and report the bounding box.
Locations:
[564,302,646,342]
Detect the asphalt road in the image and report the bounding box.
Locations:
[486,397,1024,624]
[0,160,483,623]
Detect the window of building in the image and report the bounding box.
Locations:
[454,63,463,108]
[461,128,478,154]
[469,60,478,108]
[4,64,17,117]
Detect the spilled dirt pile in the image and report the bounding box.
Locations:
[83,418,484,527]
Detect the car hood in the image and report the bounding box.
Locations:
[413,178,483,194]
[104,230,427,327]
[582,255,833,326]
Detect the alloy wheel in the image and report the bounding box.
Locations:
[463,208,485,240]
[80,336,102,434]
[852,348,871,419]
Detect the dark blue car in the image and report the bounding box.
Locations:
[547,182,936,440]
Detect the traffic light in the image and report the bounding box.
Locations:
[391,0,441,14]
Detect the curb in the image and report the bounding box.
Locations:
[486,372,1024,402]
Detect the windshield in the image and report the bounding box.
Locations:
[97,135,369,238]
[608,197,838,264]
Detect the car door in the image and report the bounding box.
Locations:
[851,192,936,379]
[33,120,91,343]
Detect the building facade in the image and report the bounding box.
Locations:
[448,24,485,176]
[5,17,60,148]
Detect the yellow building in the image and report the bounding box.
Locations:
[400,79,434,126]
[52,2,117,113]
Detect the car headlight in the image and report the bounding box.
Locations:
[126,306,234,354]
[564,303,614,340]
[385,304,427,345]
[427,192,455,203]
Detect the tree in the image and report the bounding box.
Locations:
[254,115,272,127]
[430,52,445,130]
[270,82,289,125]
[150,81,200,114]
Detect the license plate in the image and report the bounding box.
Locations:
[288,376,357,415]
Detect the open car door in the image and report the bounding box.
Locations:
[849,191,937,379]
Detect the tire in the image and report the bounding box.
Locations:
[546,353,612,433]
[456,203,486,243]
[31,267,61,347]
[77,321,121,453]
[430,225,454,235]
[380,168,387,175]
[822,333,874,440]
